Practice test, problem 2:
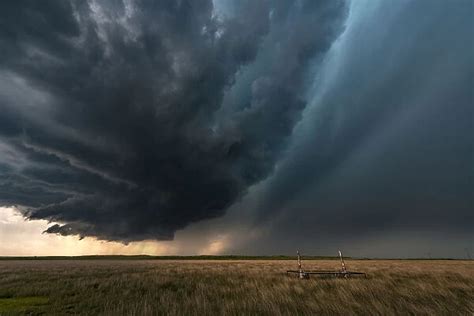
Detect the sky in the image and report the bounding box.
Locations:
[0,0,472,258]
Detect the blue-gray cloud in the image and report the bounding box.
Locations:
[238,0,473,256]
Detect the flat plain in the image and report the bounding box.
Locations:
[0,259,472,315]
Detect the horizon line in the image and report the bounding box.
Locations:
[0,255,470,260]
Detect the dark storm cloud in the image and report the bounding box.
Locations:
[0,0,347,241]
[243,0,473,255]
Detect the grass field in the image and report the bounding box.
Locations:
[0,259,472,315]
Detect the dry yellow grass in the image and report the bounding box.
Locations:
[0,259,472,315]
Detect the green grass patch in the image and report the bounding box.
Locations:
[0,296,49,313]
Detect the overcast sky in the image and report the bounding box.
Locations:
[0,0,472,258]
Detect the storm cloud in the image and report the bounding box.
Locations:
[230,0,473,257]
[0,0,348,242]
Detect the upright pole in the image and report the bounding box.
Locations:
[297,250,302,271]
[297,250,307,279]
[338,250,347,273]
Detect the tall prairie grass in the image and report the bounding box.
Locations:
[0,259,472,315]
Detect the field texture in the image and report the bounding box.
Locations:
[0,259,472,315]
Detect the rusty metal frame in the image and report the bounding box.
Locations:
[286,250,366,279]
